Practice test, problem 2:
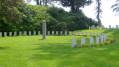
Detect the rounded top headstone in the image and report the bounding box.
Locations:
[43,20,46,23]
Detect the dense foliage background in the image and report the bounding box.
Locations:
[0,0,99,32]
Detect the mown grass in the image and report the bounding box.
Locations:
[0,29,119,67]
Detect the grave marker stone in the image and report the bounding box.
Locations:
[14,32,17,36]
[48,31,50,35]
[116,25,118,29]
[101,36,104,43]
[52,31,54,35]
[78,32,80,36]
[29,31,31,36]
[86,32,88,36]
[82,32,84,36]
[69,31,72,35]
[56,31,58,35]
[4,32,7,37]
[33,31,36,35]
[9,32,12,37]
[60,31,63,35]
[65,31,67,35]
[24,31,27,35]
[0,32,2,37]
[38,31,40,35]
[71,39,76,48]
[19,31,22,36]
[96,37,100,43]
[90,37,94,46]
[81,38,86,48]
[93,32,95,36]
[90,32,92,36]
[73,32,75,36]
[109,25,111,29]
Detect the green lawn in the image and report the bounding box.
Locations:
[0,29,119,67]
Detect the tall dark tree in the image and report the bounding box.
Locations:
[96,0,102,24]
[59,0,92,13]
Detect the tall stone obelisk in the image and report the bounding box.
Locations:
[42,20,47,39]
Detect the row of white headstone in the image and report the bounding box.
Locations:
[108,25,119,29]
[71,34,107,48]
[0,31,40,37]
[0,31,102,37]
[90,25,104,29]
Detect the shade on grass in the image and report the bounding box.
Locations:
[0,29,119,67]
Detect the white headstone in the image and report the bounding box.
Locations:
[90,32,92,36]
[33,31,36,35]
[82,32,84,36]
[101,36,104,43]
[65,31,67,35]
[42,20,47,39]
[38,31,40,35]
[90,37,94,46]
[73,32,75,36]
[71,39,76,48]
[4,32,7,37]
[56,31,58,35]
[69,31,72,35]
[52,31,54,35]
[116,25,118,29]
[96,33,98,36]
[0,32,2,37]
[78,32,80,36]
[86,32,88,36]
[14,32,17,36]
[9,32,12,37]
[60,31,63,35]
[24,31,27,35]
[109,25,111,29]
[48,31,50,35]
[97,26,99,29]
[103,34,107,42]
[19,31,22,36]
[96,37,100,43]
[93,32,95,36]
[29,31,31,36]
[99,33,101,36]
[81,38,86,48]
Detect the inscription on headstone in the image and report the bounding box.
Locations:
[33,31,36,35]
[52,31,54,35]
[19,31,22,36]
[65,31,67,35]
[4,32,7,37]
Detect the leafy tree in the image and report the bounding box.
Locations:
[59,0,92,13]
[112,0,119,13]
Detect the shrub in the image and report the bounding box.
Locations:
[107,37,115,43]
[82,43,89,47]
[104,41,111,45]
[91,43,100,47]
[22,33,26,36]
[91,43,95,47]
[99,43,105,46]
